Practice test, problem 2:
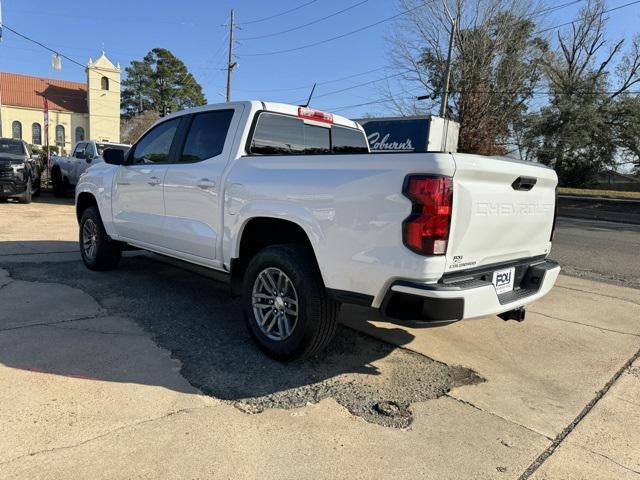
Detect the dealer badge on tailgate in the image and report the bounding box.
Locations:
[492,267,515,294]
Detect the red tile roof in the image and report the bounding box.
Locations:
[0,72,87,113]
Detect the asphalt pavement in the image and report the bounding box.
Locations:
[550,217,640,289]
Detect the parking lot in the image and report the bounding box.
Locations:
[1,194,639,479]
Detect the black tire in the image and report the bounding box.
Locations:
[18,180,32,204]
[242,244,339,361]
[52,169,65,197]
[33,178,41,197]
[79,206,122,271]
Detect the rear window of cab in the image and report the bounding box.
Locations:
[249,112,368,155]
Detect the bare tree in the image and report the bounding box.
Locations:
[524,0,640,185]
[120,110,160,145]
[385,0,546,155]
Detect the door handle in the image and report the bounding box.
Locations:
[197,178,216,190]
[147,176,161,186]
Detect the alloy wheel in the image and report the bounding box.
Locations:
[252,267,299,341]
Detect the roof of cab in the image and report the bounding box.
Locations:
[164,100,361,130]
[260,101,361,129]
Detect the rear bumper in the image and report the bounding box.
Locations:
[380,259,560,322]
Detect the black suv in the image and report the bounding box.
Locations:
[0,138,42,203]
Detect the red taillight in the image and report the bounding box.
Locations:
[402,175,453,255]
[297,107,333,124]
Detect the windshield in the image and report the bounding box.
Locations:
[97,143,129,156]
[0,139,25,156]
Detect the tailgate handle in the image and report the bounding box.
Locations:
[512,176,537,191]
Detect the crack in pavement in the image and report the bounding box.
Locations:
[573,443,640,476]
[528,310,640,337]
[0,250,79,257]
[445,394,553,441]
[556,285,640,306]
[0,314,106,334]
[0,404,216,468]
[518,347,640,479]
[45,322,148,338]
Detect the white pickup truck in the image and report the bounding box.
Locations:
[75,101,560,360]
[51,140,130,196]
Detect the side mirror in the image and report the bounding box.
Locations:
[31,154,39,161]
[86,154,94,163]
[103,148,126,165]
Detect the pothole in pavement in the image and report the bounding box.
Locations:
[8,257,483,428]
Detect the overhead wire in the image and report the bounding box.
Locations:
[236,0,319,25]
[238,0,370,40]
[239,0,437,57]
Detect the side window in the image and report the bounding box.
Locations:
[181,110,234,162]
[250,112,330,155]
[131,119,180,164]
[74,143,86,159]
[85,143,95,158]
[331,126,369,153]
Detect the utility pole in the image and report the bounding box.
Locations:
[226,9,237,102]
[439,17,456,118]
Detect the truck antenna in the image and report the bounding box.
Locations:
[301,83,317,108]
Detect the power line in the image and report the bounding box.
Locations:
[1,23,125,88]
[232,67,390,94]
[533,0,640,35]
[239,0,370,40]
[240,0,435,57]
[293,71,410,104]
[236,0,318,25]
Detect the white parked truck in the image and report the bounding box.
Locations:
[51,140,130,196]
[75,101,560,360]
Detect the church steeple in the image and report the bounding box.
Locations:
[86,51,121,142]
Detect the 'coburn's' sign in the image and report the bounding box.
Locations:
[354,117,430,152]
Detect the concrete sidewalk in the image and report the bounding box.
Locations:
[1,265,638,478]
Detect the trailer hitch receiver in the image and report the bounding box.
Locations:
[498,307,526,322]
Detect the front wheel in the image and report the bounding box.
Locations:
[18,179,32,204]
[242,244,339,361]
[79,206,122,271]
[52,169,65,197]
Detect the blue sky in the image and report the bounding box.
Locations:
[1,0,639,118]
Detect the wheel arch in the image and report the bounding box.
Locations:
[76,191,99,223]
[230,216,326,295]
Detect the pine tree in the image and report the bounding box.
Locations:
[121,48,206,119]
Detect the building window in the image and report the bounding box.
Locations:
[32,123,42,145]
[101,76,109,91]
[56,125,65,147]
[75,127,85,143]
[12,121,22,140]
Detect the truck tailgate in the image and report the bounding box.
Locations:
[446,153,557,272]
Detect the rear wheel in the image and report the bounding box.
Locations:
[79,206,122,271]
[52,169,65,197]
[242,244,339,361]
[33,177,41,197]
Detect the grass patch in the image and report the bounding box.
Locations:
[559,187,640,200]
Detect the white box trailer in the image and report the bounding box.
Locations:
[354,115,460,153]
